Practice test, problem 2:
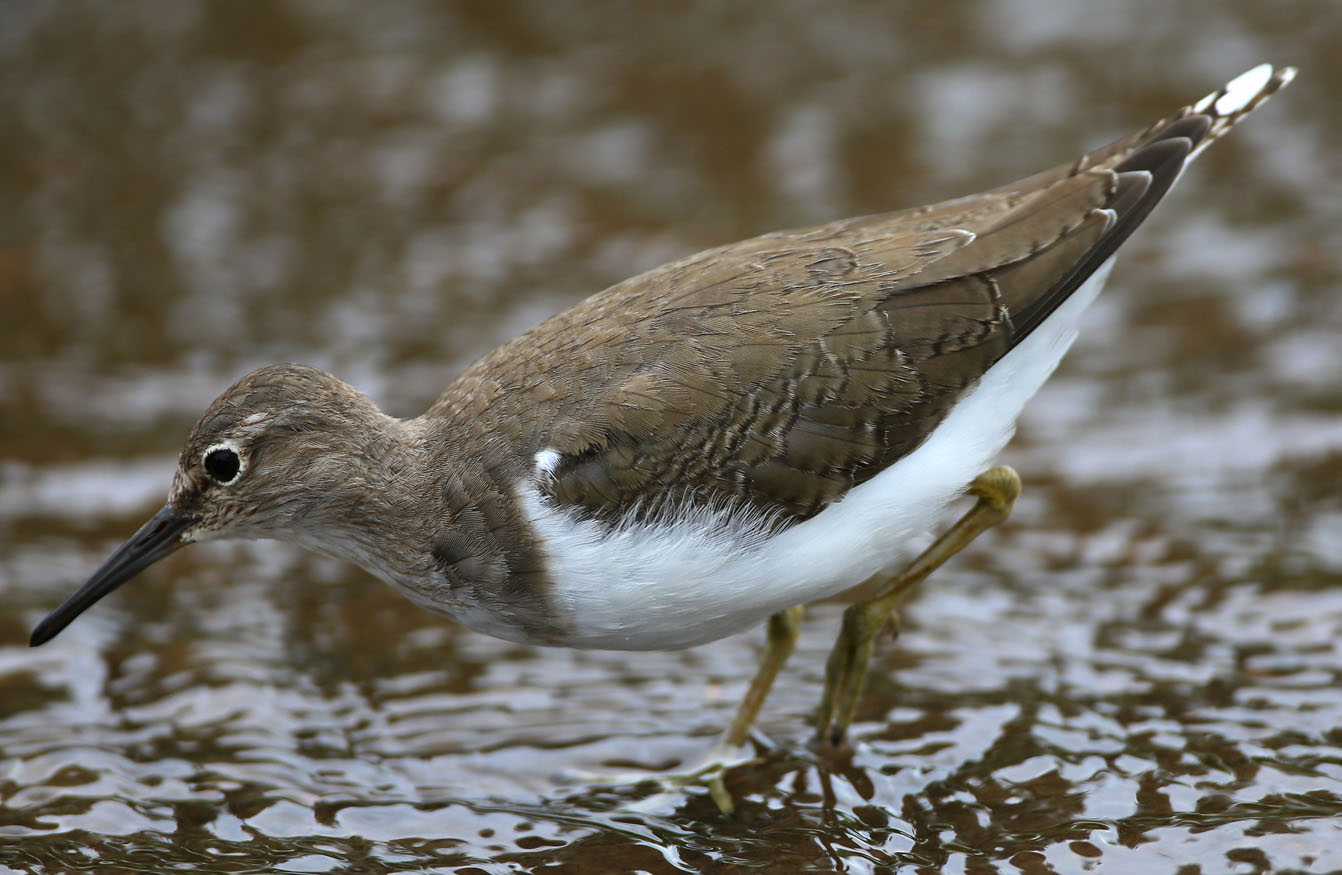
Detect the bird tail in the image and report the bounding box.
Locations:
[1076,63,1296,176]
[999,63,1296,343]
[1185,63,1297,158]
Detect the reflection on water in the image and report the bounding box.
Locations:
[3,2,1341,872]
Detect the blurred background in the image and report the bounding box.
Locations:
[1,2,1339,872]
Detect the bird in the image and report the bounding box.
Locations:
[30,64,1294,779]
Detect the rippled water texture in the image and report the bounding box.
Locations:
[3,2,1341,872]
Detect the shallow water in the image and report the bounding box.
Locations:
[2,2,1341,873]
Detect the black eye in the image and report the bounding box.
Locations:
[204,448,242,484]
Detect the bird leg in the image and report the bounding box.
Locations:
[684,604,802,813]
[716,604,805,753]
[558,606,805,816]
[814,465,1021,747]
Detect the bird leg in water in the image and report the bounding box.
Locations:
[815,465,1022,747]
[716,604,805,753]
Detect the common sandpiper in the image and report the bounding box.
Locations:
[30,64,1296,805]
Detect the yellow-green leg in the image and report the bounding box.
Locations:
[566,606,804,815]
[702,604,804,813]
[814,465,1021,747]
[716,604,805,753]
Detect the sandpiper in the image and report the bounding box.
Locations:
[31,65,1294,764]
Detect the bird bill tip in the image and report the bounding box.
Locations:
[28,505,196,647]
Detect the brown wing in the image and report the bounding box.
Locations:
[432,69,1291,526]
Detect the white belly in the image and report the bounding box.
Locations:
[522,260,1114,650]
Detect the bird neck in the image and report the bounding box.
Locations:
[283,413,439,586]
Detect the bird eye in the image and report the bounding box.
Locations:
[203,446,243,484]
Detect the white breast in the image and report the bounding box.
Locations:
[521,260,1114,650]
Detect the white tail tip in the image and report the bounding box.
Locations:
[1194,63,1297,117]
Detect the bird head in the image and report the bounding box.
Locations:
[29,363,400,646]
